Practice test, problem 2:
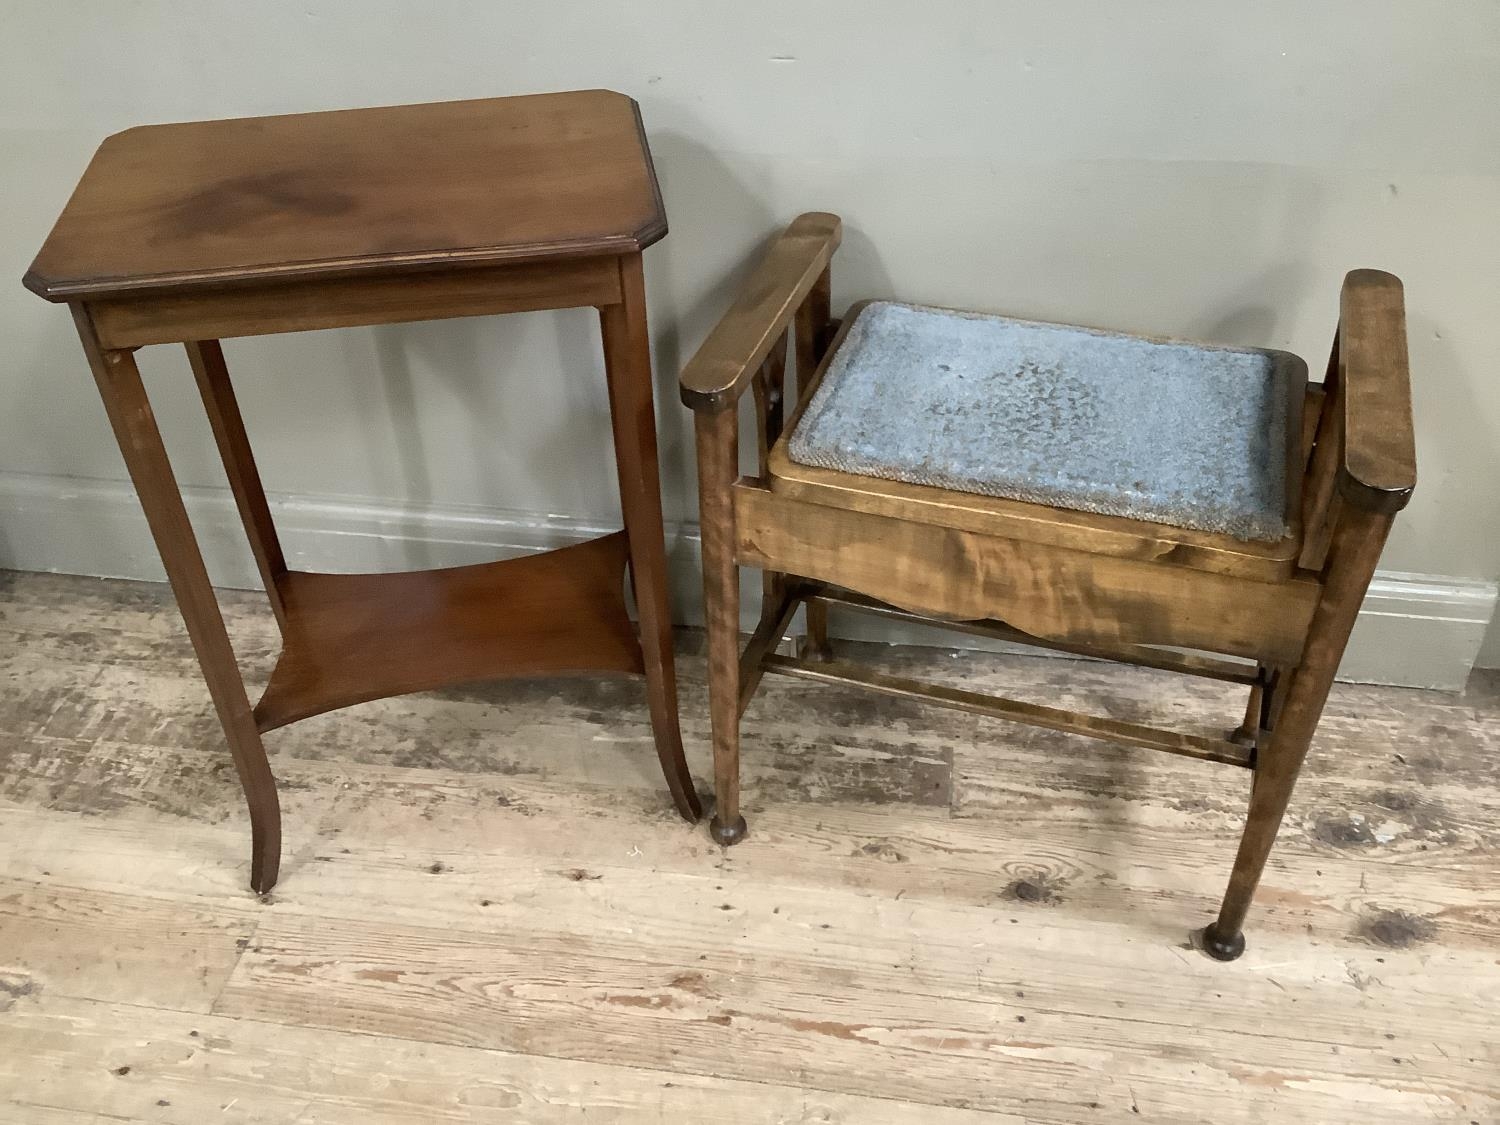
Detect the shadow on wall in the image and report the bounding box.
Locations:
[1191,258,1312,355]
[646,124,898,489]
[1184,171,1323,351]
[645,129,774,525]
[1388,306,1492,581]
[324,124,832,575]
[644,128,902,623]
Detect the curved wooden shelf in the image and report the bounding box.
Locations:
[254,532,643,732]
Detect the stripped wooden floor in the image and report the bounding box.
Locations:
[0,568,1496,1123]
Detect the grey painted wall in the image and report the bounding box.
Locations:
[2,2,1497,660]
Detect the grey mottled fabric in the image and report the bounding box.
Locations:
[787,302,1294,542]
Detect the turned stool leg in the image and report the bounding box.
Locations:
[695,408,747,845]
[600,256,701,823]
[1227,672,1265,748]
[74,309,282,892]
[1205,507,1391,960]
[1229,666,1285,749]
[791,267,835,666]
[799,599,834,663]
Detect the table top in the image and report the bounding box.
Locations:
[24,90,666,302]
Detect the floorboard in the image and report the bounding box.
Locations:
[1,570,1496,1122]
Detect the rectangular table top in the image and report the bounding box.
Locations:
[24,90,665,302]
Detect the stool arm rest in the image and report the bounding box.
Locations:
[1337,269,1416,514]
[680,212,842,412]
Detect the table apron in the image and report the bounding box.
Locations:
[84,255,625,348]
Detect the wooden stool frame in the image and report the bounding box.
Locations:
[682,212,1415,961]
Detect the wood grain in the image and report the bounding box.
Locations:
[695,408,745,841]
[0,877,256,1013]
[768,299,1307,582]
[215,906,1498,1123]
[4,746,1498,953]
[686,236,1413,965]
[87,256,621,349]
[816,587,1262,684]
[760,654,1252,766]
[69,309,281,893]
[770,443,1304,581]
[2,571,1495,1124]
[1213,503,1396,940]
[28,95,693,889]
[734,484,1318,663]
[679,212,842,411]
[25,90,664,301]
[599,253,702,823]
[1338,270,1416,511]
[0,995,1013,1125]
[185,339,286,629]
[255,533,644,732]
[1299,335,1346,573]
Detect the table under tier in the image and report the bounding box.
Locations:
[253,532,643,731]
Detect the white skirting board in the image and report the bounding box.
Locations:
[2,470,1495,692]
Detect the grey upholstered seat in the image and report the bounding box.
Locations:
[786,301,1302,542]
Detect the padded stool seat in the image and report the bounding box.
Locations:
[786,301,1305,542]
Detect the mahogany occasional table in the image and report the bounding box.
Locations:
[23,90,702,892]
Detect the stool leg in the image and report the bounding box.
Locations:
[1227,672,1265,748]
[792,266,834,667]
[694,407,747,845]
[599,256,701,823]
[1229,666,1285,748]
[73,308,281,892]
[1205,507,1390,960]
[799,598,834,662]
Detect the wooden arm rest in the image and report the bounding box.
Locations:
[680,212,842,412]
[1338,269,1416,513]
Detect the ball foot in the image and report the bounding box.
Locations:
[709,814,748,846]
[1201,922,1246,962]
